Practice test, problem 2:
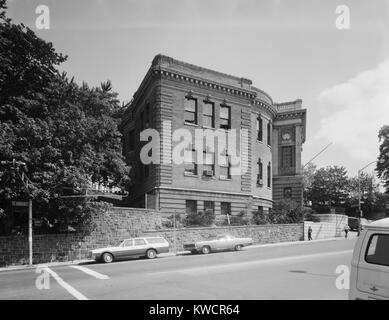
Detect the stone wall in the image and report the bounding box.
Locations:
[0,207,161,267]
[142,223,304,251]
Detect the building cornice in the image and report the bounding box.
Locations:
[275,109,306,121]
[122,55,307,129]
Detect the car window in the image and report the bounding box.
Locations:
[134,239,146,246]
[365,234,389,266]
[217,235,232,240]
[121,239,133,247]
[146,238,165,244]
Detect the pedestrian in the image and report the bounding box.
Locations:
[308,226,312,241]
[344,225,350,238]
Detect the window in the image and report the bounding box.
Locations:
[258,206,263,214]
[121,239,133,247]
[220,105,231,130]
[257,158,263,185]
[184,144,197,175]
[128,130,134,151]
[185,97,197,124]
[365,234,389,266]
[257,116,263,141]
[219,150,231,179]
[203,101,215,128]
[267,162,271,188]
[221,202,231,215]
[146,238,166,244]
[283,187,292,199]
[281,146,294,168]
[204,201,215,214]
[267,121,271,146]
[186,200,197,215]
[203,148,215,176]
[134,239,146,246]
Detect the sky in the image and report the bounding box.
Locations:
[6,0,389,177]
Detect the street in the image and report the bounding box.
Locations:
[0,238,356,300]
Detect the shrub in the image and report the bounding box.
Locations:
[238,210,251,225]
[185,209,215,227]
[161,213,184,228]
[303,208,320,222]
[252,209,271,225]
[271,199,306,224]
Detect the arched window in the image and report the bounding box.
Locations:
[257,158,263,186]
[257,115,263,141]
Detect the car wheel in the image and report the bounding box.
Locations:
[102,252,113,263]
[201,246,211,254]
[234,244,243,251]
[191,250,197,254]
[146,249,157,259]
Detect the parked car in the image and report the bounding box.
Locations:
[89,237,170,263]
[183,234,253,254]
[348,217,371,232]
[349,218,389,300]
[348,217,360,231]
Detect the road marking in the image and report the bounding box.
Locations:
[43,266,88,300]
[70,266,110,280]
[148,250,353,276]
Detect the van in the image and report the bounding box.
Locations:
[349,218,389,300]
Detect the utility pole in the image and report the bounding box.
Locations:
[1,160,33,265]
[357,160,381,235]
[28,194,33,266]
[173,211,177,255]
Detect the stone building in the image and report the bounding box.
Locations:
[120,55,306,217]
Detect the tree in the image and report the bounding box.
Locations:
[306,166,349,209]
[345,172,379,219]
[270,199,307,224]
[0,3,130,234]
[377,125,389,194]
[302,162,317,206]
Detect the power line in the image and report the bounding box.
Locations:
[302,142,333,169]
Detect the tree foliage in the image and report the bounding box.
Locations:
[377,125,389,193]
[0,2,130,234]
[306,166,349,207]
[302,162,317,205]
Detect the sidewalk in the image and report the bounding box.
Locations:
[0,235,357,273]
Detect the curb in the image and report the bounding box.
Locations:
[0,236,357,273]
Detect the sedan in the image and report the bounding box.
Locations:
[183,234,253,254]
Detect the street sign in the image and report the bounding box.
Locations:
[11,201,29,207]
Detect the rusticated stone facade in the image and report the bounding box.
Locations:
[120,55,307,217]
